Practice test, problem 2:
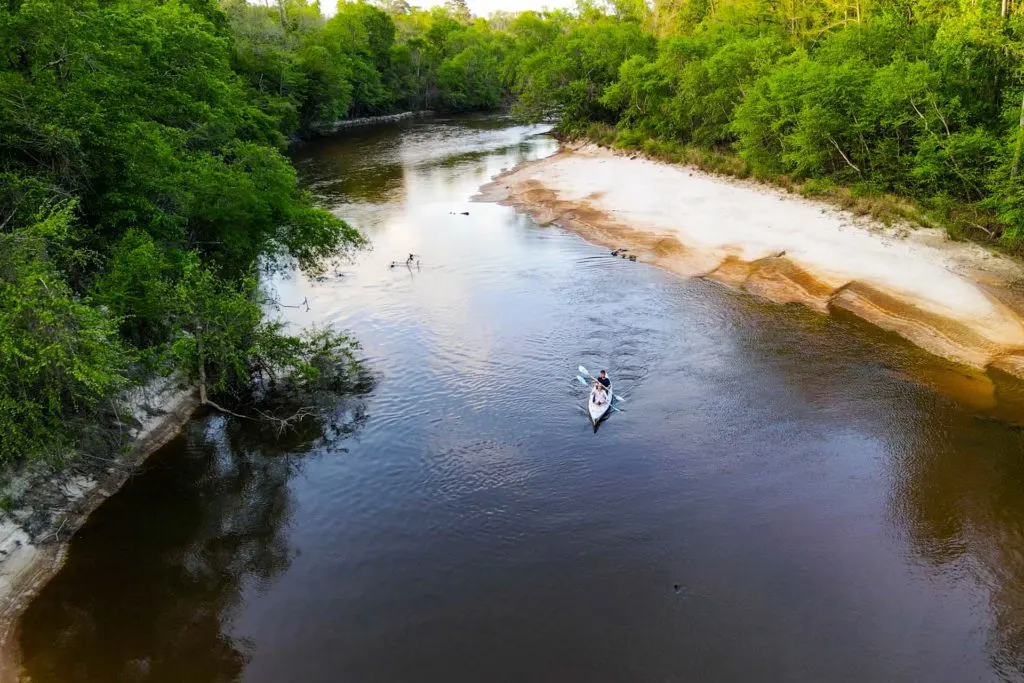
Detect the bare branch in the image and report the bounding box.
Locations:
[0,207,19,233]
[254,406,317,434]
[202,397,254,421]
[203,396,317,435]
[827,135,861,173]
[966,220,999,238]
[909,98,930,132]
[930,98,951,137]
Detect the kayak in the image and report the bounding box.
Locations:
[588,381,613,425]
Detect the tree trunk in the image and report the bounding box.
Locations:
[1012,92,1024,179]
[276,0,286,28]
[196,323,208,405]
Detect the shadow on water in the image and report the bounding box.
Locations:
[709,280,1024,679]
[891,412,1024,679]
[18,397,368,683]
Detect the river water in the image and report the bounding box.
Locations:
[19,116,1024,682]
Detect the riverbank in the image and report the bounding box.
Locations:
[477,143,1024,379]
[0,377,198,681]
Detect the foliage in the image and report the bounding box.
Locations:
[224,0,533,129]
[0,0,377,464]
[513,16,656,126]
[165,259,366,428]
[0,202,130,463]
[437,25,507,110]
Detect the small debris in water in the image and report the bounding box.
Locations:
[673,584,681,593]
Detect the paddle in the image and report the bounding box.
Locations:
[577,365,626,403]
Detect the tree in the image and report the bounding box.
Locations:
[445,0,473,24]
[0,200,129,464]
[513,17,656,126]
[0,0,368,463]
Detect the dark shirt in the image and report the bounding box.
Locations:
[597,376,610,388]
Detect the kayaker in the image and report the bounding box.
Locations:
[596,370,610,389]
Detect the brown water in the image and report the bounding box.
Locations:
[18,115,1024,682]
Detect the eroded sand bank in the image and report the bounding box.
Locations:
[0,378,198,681]
[477,144,1024,378]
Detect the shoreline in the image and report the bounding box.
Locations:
[0,379,199,681]
[477,143,1024,382]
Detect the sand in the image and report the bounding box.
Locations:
[477,143,1024,377]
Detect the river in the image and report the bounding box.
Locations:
[17,115,1024,682]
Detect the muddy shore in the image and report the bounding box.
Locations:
[478,143,1024,380]
[0,379,198,681]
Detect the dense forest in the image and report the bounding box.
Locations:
[518,0,1024,242]
[3,0,1024,466]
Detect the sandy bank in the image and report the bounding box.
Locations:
[0,377,198,681]
[477,144,1024,378]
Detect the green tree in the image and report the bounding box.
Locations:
[514,17,656,126]
[0,201,129,464]
[0,0,368,463]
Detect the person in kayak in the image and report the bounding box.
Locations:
[596,370,610,389]
[591,384,608,405]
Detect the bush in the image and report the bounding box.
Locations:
[0,204,130,464]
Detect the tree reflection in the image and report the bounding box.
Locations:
[19,396,367,683]
[291,125,405,206]
[706,289,1024,676]
[890,407,1024,677]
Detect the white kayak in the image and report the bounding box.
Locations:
[588,382,613,425]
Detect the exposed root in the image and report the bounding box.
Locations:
[202,398,317,436]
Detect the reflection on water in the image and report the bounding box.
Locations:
[21,415,323,681]
[892,411,1024,679]
[18,115,1024,683]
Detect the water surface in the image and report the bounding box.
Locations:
[19,115,1024,683]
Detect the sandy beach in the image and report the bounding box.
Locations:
[478,144,1024,378]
